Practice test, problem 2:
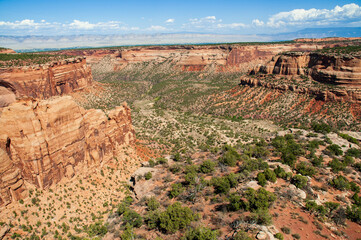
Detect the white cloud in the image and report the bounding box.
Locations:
[147,25,167,31]
[0,19,48,28]
[252,19,264,27]
[217,23,247,29]
[267,3,361,27]
[189,16,220,25]
[69,20,95,29]
[0,19,139,34]
[69,20,122,30]
[165,18,175,23]
[184,16,247,31]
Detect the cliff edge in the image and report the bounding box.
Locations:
[0,96,135,206]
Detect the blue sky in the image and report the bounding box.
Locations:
[0,0,360,35]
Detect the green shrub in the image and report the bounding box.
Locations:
[211,177,231,194]
[329,175,351,191]
[339,133,359,144]
[281,227,291,234]
[245,188,276,211]
[148,159,156,167]
[156,157,168,165]
[296,162,316,176]
[122,209,143,228]
[145,210,161,229]
[225,173,239,188]
[184,165,199,185]
[173,153,181,162]
[170,164,181,174]
[145,172,152,180]
[307,140,322,151]
[292,233,301,239]
[169,183,185,199]
[199,160,216,174]
[354,162,361,172]
[328,158,345,173]
[350,182,360,193]
[183,226,219,240]
[240,158,269,172]
[257,172,267,187]
[250,209,273,225]
[343,156,355,166]
[158,202,195,233]
[326,144,343,156]
[146,197,160,211]
[264,169,277,182]
[243,142,269,158]
[311,155,323,167]
[219,148,240,167]
[232,230,252,240]
[305,201,326,216]
[291,175,308,189]
[272,135,304,167]
[228,193,247,211]
[311,122,331,134]
[120,224,135,240]
[185,171,198,185]
[86,221,108,237]
[324,202,340,217]
[346,148,361,158]
[274,233,284,240]
[274,166,291,180]
[346,205,361,223]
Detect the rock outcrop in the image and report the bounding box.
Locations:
[252,52,361,88]
[0,96,135,206]
[0,48,16,54]
[239,77,361,103]
[0,57,92,99]
[55,42,344,72]
[294,37,361,43]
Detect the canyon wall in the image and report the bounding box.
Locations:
[253,52,361,88]
[0,96,135,206]
[239,77,361,103]
[0,57,92,101]
[56,43,339,72]
[0,49,16,54]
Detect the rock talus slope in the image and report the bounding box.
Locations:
[0,96,135,206]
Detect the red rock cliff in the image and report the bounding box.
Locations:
[56,43,332,72]
[253,52,361,88]
[0,57,92,99]
[0,96,135,206]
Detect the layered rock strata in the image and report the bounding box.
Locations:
[0,96,135,206]
[55,43,341,72]
[240,77,361,103]
[252,52,361,88]
[0,57,92,99]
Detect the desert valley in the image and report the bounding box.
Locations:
[0,36,361,240]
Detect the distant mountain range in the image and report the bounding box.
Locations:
[0,27,360,52]
[268,27,361,40]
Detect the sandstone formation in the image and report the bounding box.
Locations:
[253,52,361,88]
[0,57,92,99]
[55,42,347,72]
[239,77,361,103]
[0,96,135,206]
[0,48,16,54]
